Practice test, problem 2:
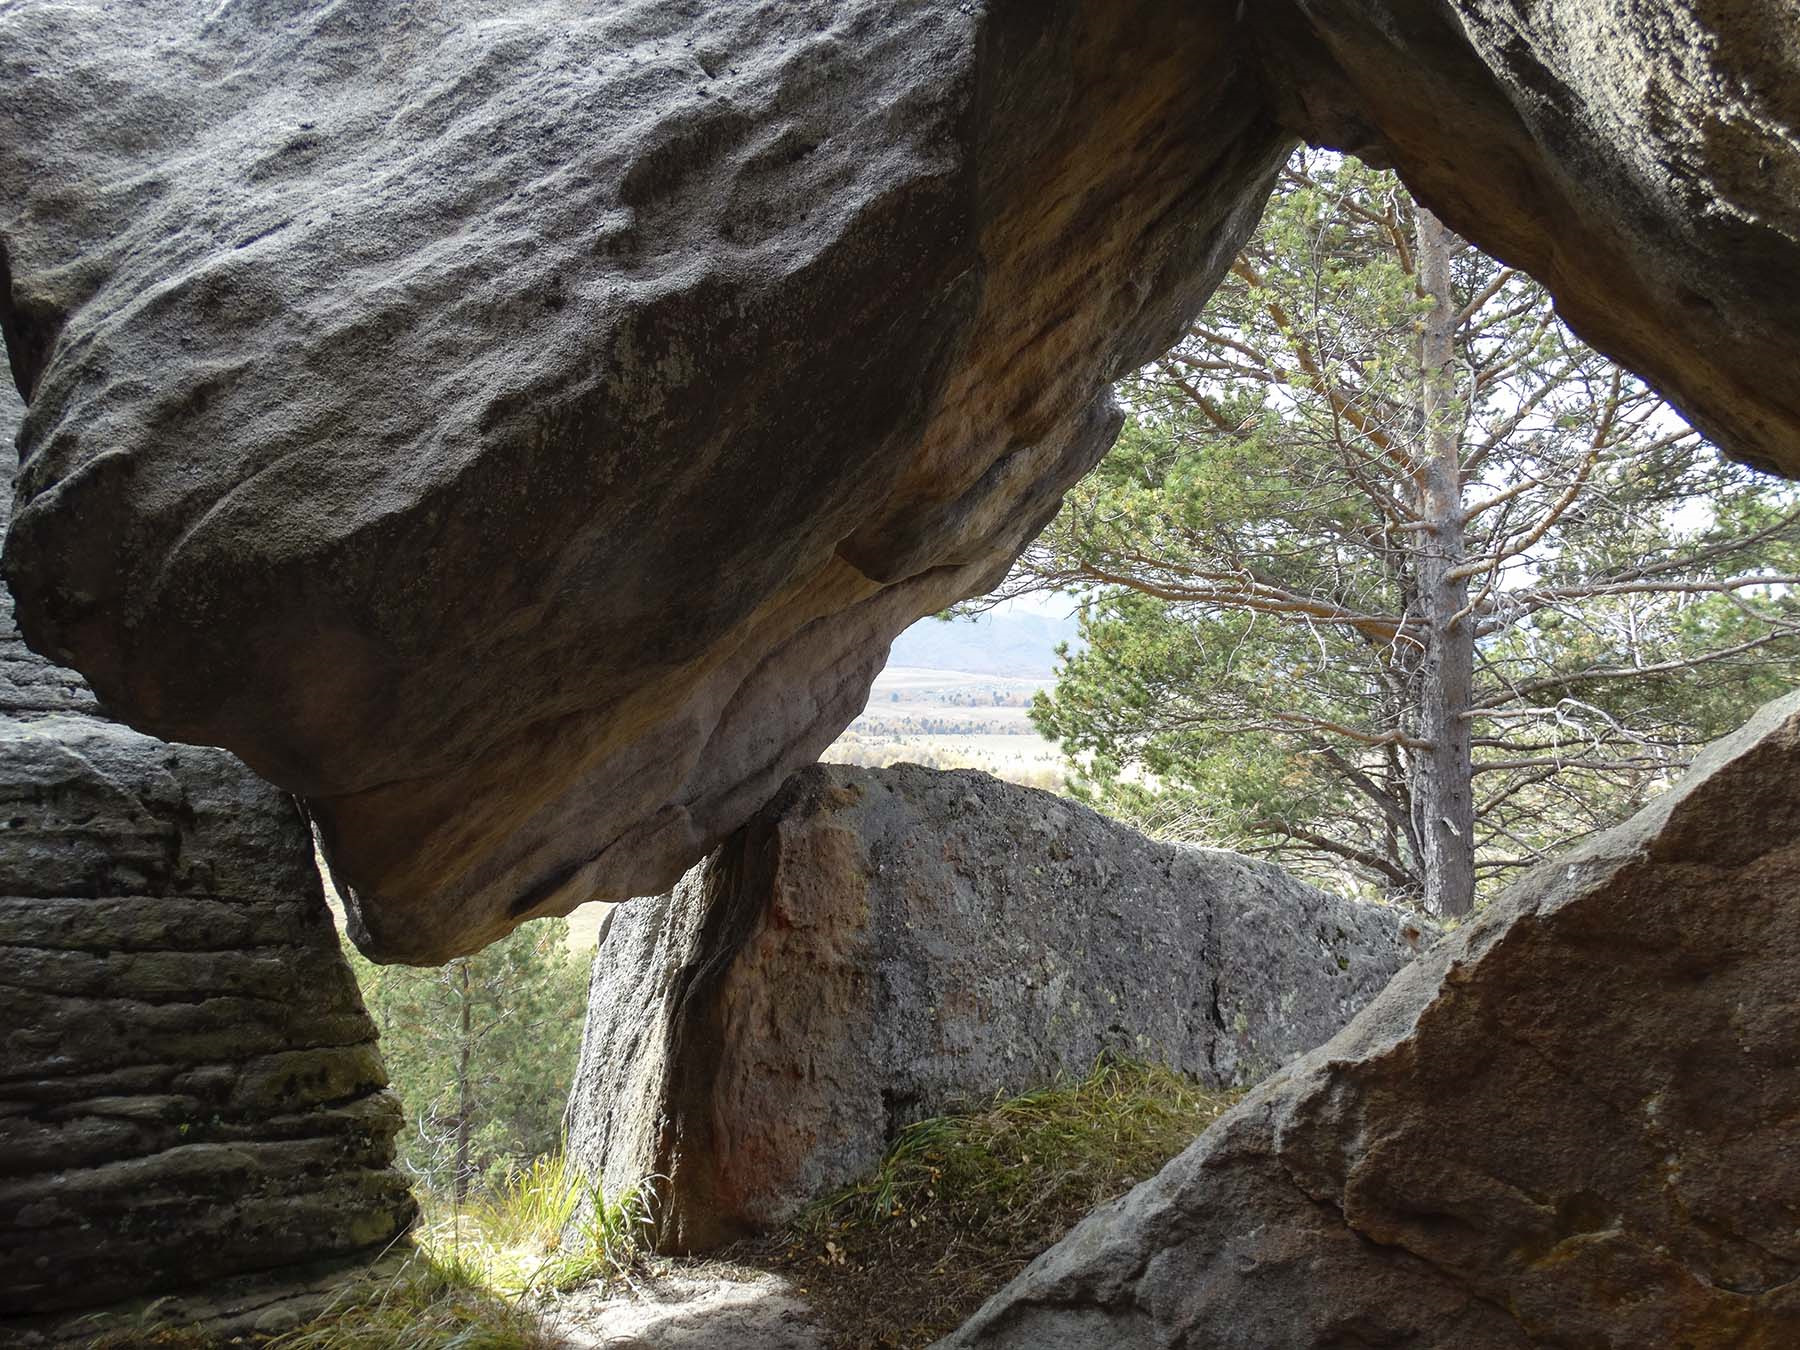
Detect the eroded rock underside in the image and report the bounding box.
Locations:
[566,763,1424,1251]
[4,1,1793,962]
[941,694,1800,1349]
[0,388,414,1337]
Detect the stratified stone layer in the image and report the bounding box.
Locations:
[942,694,1800,1350]
[0,391,414,1334]
[567,763,1423,1251]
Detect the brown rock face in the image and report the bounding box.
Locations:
[566,764,1424,1251]
[0,0,1285,961]
[0,391,415,1337]
[2,1,1797,960]
[941,693,1800,1349]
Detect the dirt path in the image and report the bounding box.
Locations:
[555,1266,826,1349]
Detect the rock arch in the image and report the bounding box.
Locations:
[4,0,1792,963]
[2,2,1796,1341]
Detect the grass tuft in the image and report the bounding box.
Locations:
[415,1154,655,1298]
[741,1054,1240,1349]
[260,1250,553,1350]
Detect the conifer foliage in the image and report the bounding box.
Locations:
[349,921,590,1199]
[1021,152,1800,915]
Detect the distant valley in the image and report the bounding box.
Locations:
[822,607,1079,791]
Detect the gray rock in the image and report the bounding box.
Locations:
[0,386,414,1338]
[939,693,1800,1349]
[566,763,1423,1251]
[0,0,1286,962]
[561,1269,826,1350]
[5,2,1797,965]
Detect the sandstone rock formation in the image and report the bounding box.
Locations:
[6,2,1792,961]
[0,392,415,1339]
[566,763,1423,1252]
[941,693,1800,1349]
[0,0,1287,961]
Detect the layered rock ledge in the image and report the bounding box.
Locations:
[0,391,414,1339]
[567,763,1424,1251]
[941,693,1800,1349]
[5,2,1792,960]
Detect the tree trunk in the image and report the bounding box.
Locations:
[452,959,475,1204]
[1411,208,1478,919]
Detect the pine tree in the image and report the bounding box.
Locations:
[348,919,590,1197]
[1016,151,1800,916]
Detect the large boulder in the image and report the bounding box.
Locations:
[5,2,1795,962]
[941,692,1800,1349]
[0,0,1287,962]
[565,763,1424,1251]
[0,389,414,1340]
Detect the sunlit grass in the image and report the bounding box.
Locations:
[82,1157,654,1348]
[260,1249,553,1350]
[419,1152,656,1297]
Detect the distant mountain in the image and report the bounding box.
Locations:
[885,607,1083,678]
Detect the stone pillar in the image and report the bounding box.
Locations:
[0,389,414,1340]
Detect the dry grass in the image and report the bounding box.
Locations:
[80,1063,1228,1349]
[735,1055,1239,1349]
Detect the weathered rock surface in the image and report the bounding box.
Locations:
[2,3,1796,962]
[941,693,1800,1349]
[0,0,1286,962]
[0,391,414,1337]
[567,763,1423,1251]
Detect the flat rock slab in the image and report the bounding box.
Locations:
[567,763,1424,1251]
[940,692,1800,1349]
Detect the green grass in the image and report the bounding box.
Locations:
[743,1054,1239,1349]
[418,1152,655,1297]
[80,1156,655,1348]
[79,1249,555,1350]
[260,1251,553,1350]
